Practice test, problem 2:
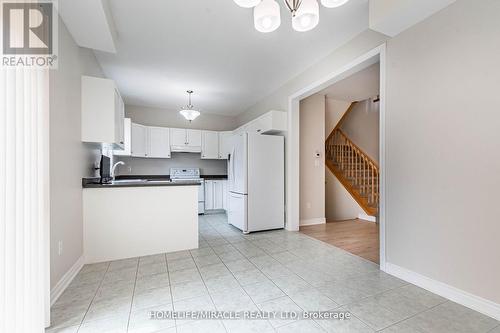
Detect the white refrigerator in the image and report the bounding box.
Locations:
[228,132,285,233]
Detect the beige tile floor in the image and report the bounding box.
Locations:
[46,214,499,333]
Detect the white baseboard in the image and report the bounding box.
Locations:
[50,256,84,306]
[358,214,376,222]
[385,263,500,321]
[300,218,326,226]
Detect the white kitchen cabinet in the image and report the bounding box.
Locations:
[201,131,219,159]
[148,127,171,158]
[82,76,125,148]
[222,180,228,210]
[131,123,147,157]
[234,110,287,135]
[113,118,131,156]
[205,179,225,211]
[187,129,202,147]
[204,180,214,210]
[170,128,187,146]
[213,180,224,210]
[170,128,202,152]
[219,132,234,160]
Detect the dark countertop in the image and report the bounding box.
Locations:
[82,177,201,188]
[202,175,228,180]
[115,175,228,180]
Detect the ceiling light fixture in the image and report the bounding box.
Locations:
[233,0,350,32]
[320,0,350,8]
[234,0,262,8]
[179,90,201,122]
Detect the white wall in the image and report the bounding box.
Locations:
[299,94,325,225]
[341,99,380,163]
[49,18,104,289]
[126,105,238,131]
[385,0,500,304]
[115,154,227,176]
[236,30,388,126]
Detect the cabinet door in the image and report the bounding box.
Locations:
[213,180,224,210]
[114,88,125,147]
[170,128,187,146]
[113,118,131,156]
[131,123,147,157]
[219,132,233,159]
[201,131,219,159]
[204,180,214,210]
[187,129,202,147]
[148,127,171,158]
[222,180,228,210]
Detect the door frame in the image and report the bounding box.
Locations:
[285,44,387,270]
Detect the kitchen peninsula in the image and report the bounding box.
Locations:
[82,179,199,264]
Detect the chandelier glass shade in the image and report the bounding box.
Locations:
[234,0,262,8]
[179,90,200,122]
[233,0,350,32]
[292,0,319,32]
[254,0,281,33]
[320,0,349,8]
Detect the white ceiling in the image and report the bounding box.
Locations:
[320,62,379,102]
[93,0,369,116]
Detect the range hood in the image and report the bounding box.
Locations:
[170,145,202,153]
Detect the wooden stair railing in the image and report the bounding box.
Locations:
[325,128,379,216]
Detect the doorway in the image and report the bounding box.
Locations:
[287,45,386,269]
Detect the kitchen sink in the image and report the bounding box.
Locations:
[111,179,147,184]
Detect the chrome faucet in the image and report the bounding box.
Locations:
[111,161,125,180]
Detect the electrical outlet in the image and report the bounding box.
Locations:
[58,241,63,256]
[306,202,311,209]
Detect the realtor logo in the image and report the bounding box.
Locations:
[1,0,58,67]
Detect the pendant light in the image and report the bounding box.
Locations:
[320,0,350,8]
[234,0,261,8]
[254,0,281,33]
[179,90,200,122]
[292,0,319,32]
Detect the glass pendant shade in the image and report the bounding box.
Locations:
[179,109,200,121]
[254,0,281,33]
[234,0,261,8]
[320,0,350,8]
[292,0,319,32]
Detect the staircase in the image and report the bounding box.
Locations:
[325,128,379,216]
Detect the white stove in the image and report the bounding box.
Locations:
[170,168,205,214]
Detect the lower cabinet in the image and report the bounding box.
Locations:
[205,179,227,211]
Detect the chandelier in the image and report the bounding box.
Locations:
[233,0,350,33]
[179,90,201,122]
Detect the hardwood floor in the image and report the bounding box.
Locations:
[300,219,380,264]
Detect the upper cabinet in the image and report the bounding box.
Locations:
[113,118,132,156]
[131,123,147,157]
[81,76,125,149]
[201,131,219,159]
[237,110,287,135]
[148,127,171,158]
[170,128,202,153]
[130,124,171,158]
[219,132,234,160]
[113,110,286,160]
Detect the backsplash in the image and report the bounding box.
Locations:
[114,153,227,176]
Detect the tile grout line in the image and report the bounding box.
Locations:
[206,216,301,331]
[164,252,178,333]
[125,259,140,332]
[76,261,111,332]
[192,218,230,333]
